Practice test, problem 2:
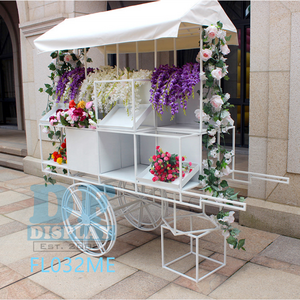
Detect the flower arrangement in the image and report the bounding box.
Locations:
[195,22,245,250]
[149,62,200,119]
[42,126,67,186]
[49,100,97,129]
[39,49,92,114]
[149,146,193,183]
[55,67,94,103]
[79,66,152,116]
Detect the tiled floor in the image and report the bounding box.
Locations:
[0,167,299,299]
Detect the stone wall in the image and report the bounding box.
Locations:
[240,1,300,237]
[17,0,107,176]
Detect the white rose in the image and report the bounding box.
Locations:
[42,126,50,134]
[200,49,213,61]
[205,26,218,39]
[211,67,224,80]
[210,95,223,111]
[210,148,218,158]
[222,165,232,176]
[222,211,235,224]
[196,51,200,63]
[202,159,209,168]
[217,30,226,41]
[222,230,230,239]
[224,93,230,101]
[220,44,230,55]
[222,114,234,126]
[200,71,207,81]
[214,170,220,177]
[202,111,210,122]
[208,128,217,136]
[208,136,216,146]
[194,109,201,120]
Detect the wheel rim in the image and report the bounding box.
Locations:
[118,183,168,231]
[62,183,116,257]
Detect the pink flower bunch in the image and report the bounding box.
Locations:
[48,101,97,129]
[149,146,192,183]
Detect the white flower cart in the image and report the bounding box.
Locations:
[35,0,289,282]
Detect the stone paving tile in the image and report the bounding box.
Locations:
[259,235,300,266]
[0,229,40,265]
[164,231,191,244]
[103,240,136,258]
[0,190,31,206]
[209,262,300,299]
[200,224,279,261]
[0,168,27,182]
[174,268,227,296]
[0,176,45,189]
[0,265,24,289]
[0,220,27,238]
[0,214,12,225]
[29,254,137,299]
[8,249,80,277]
[148,283,212,299]
[199,253,246,277]
[0,187,9,193]
[117,237,209,281]
[91,270,168,299]
[5,202,60,225]
[35,291,62,299]
[251,254,300,277]
[0,278,47,299]
[117,229,157,246]
[117,223,135,237]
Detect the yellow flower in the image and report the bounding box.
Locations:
[51,154,54,159]
[57,157,63,164]
[77,100,86,109]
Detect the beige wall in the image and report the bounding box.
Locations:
[17,0,107,165]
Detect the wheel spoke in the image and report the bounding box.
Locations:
[64,207,82,219]
[89,226,104,253]
[71,191,83,213]
[67,221,84,234]
[90,221,110,236]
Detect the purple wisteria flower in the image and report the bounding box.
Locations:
[149,63,200,117]
[55,67,94,103]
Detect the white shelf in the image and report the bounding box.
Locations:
[100,164,148,183]
[98,104,152,130]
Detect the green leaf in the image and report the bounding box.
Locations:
[55,130,61,137]
[50,51,58,59]
[60,116,69,126]
[237,239,245,250]
[220,180,228,188]
[217,21,223,29]
[63,169,68,174]
[38,88,43,93]
[44,83,51,88]
[86,58,92,62]
[227,236,236,245]
[225,35,232,42]
[48,63,56,71]
[48,132,54,139]
[52,142,56,146]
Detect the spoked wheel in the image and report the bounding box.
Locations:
[117,182,168,231]
[62,183,116,257]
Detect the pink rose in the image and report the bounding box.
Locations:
[205,26,218,39]
[158,159,163,164]
[89,125,96,129]
[220,44,230,55]
[64,54,72,63]
[211,68,223,80]
[164,157,169,161]
[167,152,171,158]
[210,95,223,111]
[152,176,158,182]
[167,174,172,180]
[189,162,192,166]
[200,49,212,62]
[86,101,93,110]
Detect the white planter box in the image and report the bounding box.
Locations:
[65,127,99,175]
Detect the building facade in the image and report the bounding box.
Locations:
[0,0,299,237]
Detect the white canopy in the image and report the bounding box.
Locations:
[34,0,238,53]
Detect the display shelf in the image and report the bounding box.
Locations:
[98,104,153,130]
[41,160,68,169]
[100,164,148,183]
